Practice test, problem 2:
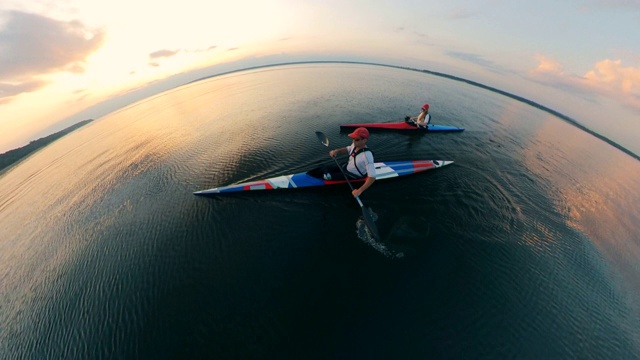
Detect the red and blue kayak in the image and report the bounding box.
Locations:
[340,121,464,132]
[194,160,453,195]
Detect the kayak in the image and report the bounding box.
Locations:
[341,121,464,132]
[340,121,464,132]
[194,160,453,195]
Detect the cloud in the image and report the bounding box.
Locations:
[531,55,564,74]
[446,51,508,74]
[206,45,218,51]
[530,55,640,111]
[147,46,218,67]
[585,59,640,102]
[0,11,104,103]
[529,55,591,95]
[0,79,48,98]
[147,49,180,66]
[149,49,180,59]
[449,7,478,19]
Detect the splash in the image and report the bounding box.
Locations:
[356,216,404,259]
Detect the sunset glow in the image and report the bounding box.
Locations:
[1,0,639,153]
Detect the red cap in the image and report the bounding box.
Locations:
[348,127,370,139]
[421,103,430,110]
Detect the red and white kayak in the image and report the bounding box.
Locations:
[340,121,464,132]
[194,160,453,195]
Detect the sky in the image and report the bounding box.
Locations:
[1,0,639,154]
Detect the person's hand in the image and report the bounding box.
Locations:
[329,150,336,157]
[352,188,362,198]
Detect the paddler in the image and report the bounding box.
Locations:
[326,127,376,198]
[405,103,431,128]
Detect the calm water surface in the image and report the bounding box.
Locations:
[1,63,639,358]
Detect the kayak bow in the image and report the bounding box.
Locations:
[194,160,453,195]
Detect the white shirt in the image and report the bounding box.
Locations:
[417,113,431,126]
[346,145,376,178]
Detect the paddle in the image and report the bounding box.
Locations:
[315,131,381,241]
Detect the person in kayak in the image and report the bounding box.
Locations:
[405,103,431,128]
[326,127,376,198]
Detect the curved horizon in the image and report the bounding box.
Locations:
[187,60,640,161]
[6,60,637,162]
[2,2,638,158]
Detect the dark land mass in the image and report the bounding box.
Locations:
[0,120,93,173]
[190,61,639,161]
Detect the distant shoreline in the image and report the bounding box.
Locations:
[0,119,93,173]
[189,60,640,162]
[413,66,640,162]
[5,61,637,164]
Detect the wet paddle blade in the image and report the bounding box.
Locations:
[316,131,329,147]
[362,206,381,241]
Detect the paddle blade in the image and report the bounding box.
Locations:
[362,207,381,241]
[315,131,329,147]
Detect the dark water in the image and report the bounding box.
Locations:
[1,63,639,359]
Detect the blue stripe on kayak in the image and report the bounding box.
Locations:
[427,124,464,132]
[290,173,326,187]
[194,160,453,195]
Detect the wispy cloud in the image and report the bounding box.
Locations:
[189,45,217,53]
[530,54,640,111]
[446,51,508,74]
[0,79,47,102]
[0,11,104,103]
[449,7,478,19]
[147,49,181,67]
[531,55,564,74]
[149,49,181,59]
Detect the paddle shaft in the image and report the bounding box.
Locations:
[329,155,365,207]
[316,131,380,241]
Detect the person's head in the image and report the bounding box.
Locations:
[348,127,370,144]
[421,103,430,112]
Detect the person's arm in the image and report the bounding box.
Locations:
[329,147,348,157]
[407,112,423,122]
[353,153,376,197]
[353,177,375,198]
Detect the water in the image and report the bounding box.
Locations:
[1,63,639,358]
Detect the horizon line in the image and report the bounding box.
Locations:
[8,60,639,162]
[183,60,639,162]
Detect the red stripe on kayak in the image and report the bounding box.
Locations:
[243,181,274,191]
[412,160,434,171]
[321,178,367,185]
[341,122,417,130]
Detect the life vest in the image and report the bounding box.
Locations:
[349,147,374,177]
